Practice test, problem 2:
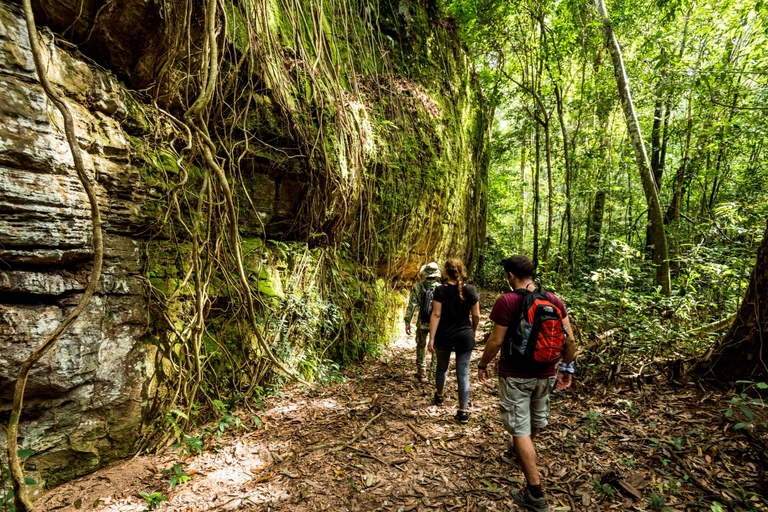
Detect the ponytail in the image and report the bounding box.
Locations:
[444,258,467,301]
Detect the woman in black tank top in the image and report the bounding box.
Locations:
[428,259,481,424]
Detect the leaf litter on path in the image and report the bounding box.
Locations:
[37,292,768,511]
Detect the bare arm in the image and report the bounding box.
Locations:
[556,315,576,390]
[428,301,442,353]
[562,315,575,363]
[477,323,507,383]
[470,301,481,334]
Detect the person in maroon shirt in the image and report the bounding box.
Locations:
[477,255,576,512]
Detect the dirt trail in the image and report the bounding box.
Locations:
[38,292,766,512]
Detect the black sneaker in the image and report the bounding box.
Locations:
[432,393,444,406]
[456,410,469,425]
[511,488,550,512]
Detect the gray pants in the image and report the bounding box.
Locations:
[499,377,556,437]
[415,328,437,379]
[435,349,473,410]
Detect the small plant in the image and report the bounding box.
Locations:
[616,399,639,414]
[139,491,168,511]
[205,400,245,435]
[722,381,768,430]
[620,456,638,467]
[1,451,37,512]
[161,464,190,490]
[591,479,616,498]
[172,433,203,457]
[646,492,668,510]
[1,488,15,512]
[581,408,602,435]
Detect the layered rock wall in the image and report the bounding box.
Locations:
[0,0,489,491]
[0,0,153,489]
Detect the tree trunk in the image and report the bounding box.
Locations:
[533,122,541,268]
[595,0,671,295]
[708,220,768,379]
[542,121,553,262]
[665,94,693,226]
[586,190,606,264]
[555,84,574,274]
[520,127,527,249]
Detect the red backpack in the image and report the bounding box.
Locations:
[508,288,565,364]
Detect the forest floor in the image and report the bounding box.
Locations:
[38,292,767,512]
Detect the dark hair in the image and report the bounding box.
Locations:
[444,258,467,300]
[501,255,534,278]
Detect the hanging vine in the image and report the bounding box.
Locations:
[5,0,488,504]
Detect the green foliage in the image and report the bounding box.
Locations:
[591,479,616,499]
[646,492,669,510]
[161,464,190,490]
[172,434,203,458]
[0,451,37,512]
[0,488,13,512]
[449,0,768,373]
[722,381,768,430]
[139,492,167,511]
[580,408,602,435]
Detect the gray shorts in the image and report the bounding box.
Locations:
[498,376,556,437]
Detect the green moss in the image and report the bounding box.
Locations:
[223,0,250,53]
[256,267,284,298]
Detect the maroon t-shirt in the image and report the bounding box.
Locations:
[489,290,568,378]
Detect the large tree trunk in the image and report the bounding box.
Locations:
[542,121,553,262]
[595,0,671,295]
[708,220,768,379]
[585,190,606,264]
[533,122,541,268]
[520,127,527,249]
[555,84,574,274]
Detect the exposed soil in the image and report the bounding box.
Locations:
[37,292,768,512]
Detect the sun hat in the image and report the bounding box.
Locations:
[420,262,441,279]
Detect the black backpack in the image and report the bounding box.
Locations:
[507,288,565,364]
[419,285,435,324]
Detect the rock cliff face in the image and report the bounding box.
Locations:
[0,0,153,489]
[0,0,489,491]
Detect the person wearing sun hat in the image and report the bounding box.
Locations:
[405,262,441,382]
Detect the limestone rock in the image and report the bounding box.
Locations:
[0,0,153,490]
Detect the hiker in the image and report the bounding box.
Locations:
[405,262,441,382]
[477,255,576,512]
[429,258,481,424]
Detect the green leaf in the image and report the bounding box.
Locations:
[169,409,189,420]
[734,422,750,430]
[23,477,37,485]
[757,382,768,389]
[725,408,734,417]
[17,449,34,458]
[740,407,754,421]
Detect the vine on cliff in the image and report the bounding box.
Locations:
[4,1,488,501]
[6,1,105,509]
[131,0,476,455]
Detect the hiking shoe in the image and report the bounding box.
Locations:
[511,488,550,512]
[456,410,469,425]
[432,393,444,406]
